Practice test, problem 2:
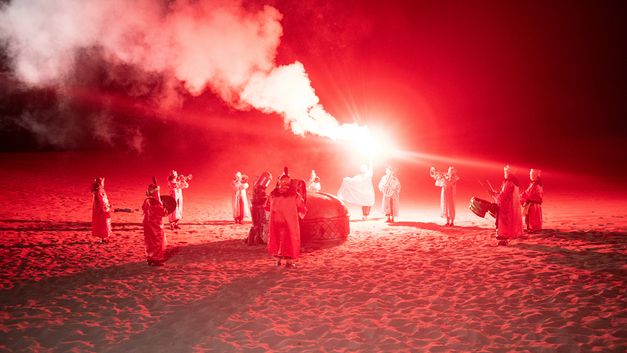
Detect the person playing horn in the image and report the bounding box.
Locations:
[430,166,460,226]
[167,170,189,229]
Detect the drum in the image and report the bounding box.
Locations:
[469,196,498,218]
[160,195,177,215]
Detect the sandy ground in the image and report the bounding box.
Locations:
[0,153,626,352]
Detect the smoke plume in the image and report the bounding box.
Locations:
[0,0,365,145]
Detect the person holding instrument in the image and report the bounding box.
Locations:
[489,165,523,245]
[430,166,460,226]
[167,170,190,229]
[142,180,168,266]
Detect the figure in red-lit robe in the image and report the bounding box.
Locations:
[266,171,307,269]
[490,165,523,245]
[430,166,460,226]
[378,166,401,223]
[91,177,112,244]
[167,170,189,229]
[231,172,250,224]
[142,183,168,266]
[337,162,375,220]
[520,168,543,232]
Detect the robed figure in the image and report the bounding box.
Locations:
[167,170,189,229]
[231,172,250,224]
[520,169,543,232]
[307,170,321,193]
[142,183,168,266]
[430,166,460,226]
[247,172,272,245]
[378,166,401,223]
[491,165,523,245]
[337,163,375,220]
[91,177,112,243]
[266,172,307,268]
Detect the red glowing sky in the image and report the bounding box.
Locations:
[0,1,625,184]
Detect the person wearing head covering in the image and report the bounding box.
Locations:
[91,177,112,243]
[231,171,250,224]
[167,170,189,229]
[430,166,460,226]
[247,172,273,245]
[489,165,523,245]
[337,162,375,220]
[307,170,321,193]
[520,168,543,232]
[378,165,401,223]
[142,183,168,266]
[266,167,307,268]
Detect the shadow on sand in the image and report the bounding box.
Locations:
[389,221,487,232]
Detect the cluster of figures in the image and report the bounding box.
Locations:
[91,162,543,267]
[90,170,192,266]
[232,168,307,268]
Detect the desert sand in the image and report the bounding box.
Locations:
[0,152,625,352]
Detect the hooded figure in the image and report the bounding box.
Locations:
[520,169,543,232]
[247,171,273,245]
[491,165,523,245]
[91,177,112,243]
[167,170,189,229]
[430,166,460,226]
[266,168,307,268]
[142,183,168,266]
[378,166,401,223]
[231,171,250,224]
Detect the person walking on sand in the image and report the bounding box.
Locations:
[337,161,375,220]
[520,168,543,233]
[430,166,460,226]
[489,165,523,245]
[378,165,401,223]
[231,171,250,224]
[142,182,168,266]
[167,170,189,229]
[91,177,112,244]
[266,168,307,269]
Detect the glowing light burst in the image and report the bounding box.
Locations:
[331,123,399,162]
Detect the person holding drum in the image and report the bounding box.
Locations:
[520,169,543,232]
[430,166,460,226]
[378,165,401,223]
[489,165,523,245]
[142,182,168,266]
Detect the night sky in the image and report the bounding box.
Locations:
[0,0,625,182]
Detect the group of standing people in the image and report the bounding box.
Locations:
[90,170,191,266]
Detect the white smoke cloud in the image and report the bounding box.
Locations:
[0,0,369,143]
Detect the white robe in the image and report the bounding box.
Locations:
[378,174,401,217]
[232,180,250,219]
[337,169,375,206]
